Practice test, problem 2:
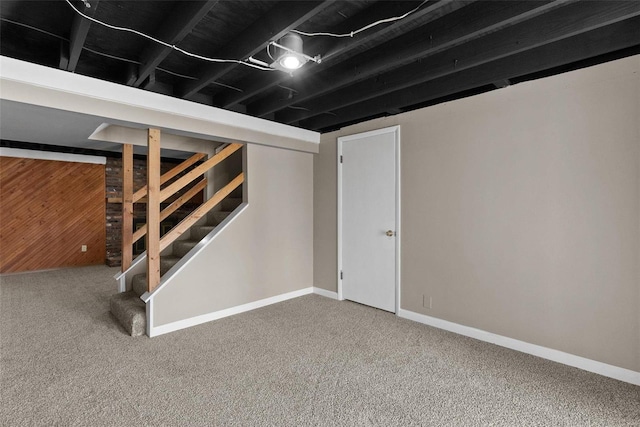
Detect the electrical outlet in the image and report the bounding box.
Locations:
[423,295,432,310]
[81,245,87,252]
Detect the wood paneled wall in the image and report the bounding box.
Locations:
[0,156,105,273]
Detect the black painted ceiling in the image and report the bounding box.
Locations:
[1,0,639,133]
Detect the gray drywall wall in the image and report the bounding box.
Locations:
[153,143,313,325]
[314,55,640,371]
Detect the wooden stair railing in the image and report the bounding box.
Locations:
[132,152,207,203]
[159,172,244,253]
[120,147,207,270]
[121,129,244,293]
[131,178,207,245]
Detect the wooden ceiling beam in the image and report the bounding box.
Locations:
[128,0,219,87]
[177,0,335,99]
[302,17,640,131]
[217,0,469,109]
[278,0,640,125]
[250,0,565,119]
[59,40,69,70]
[66,0,100,72]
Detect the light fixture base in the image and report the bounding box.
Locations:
[268,33,321,74]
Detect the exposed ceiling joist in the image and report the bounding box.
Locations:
[66,0,100,72]
[128,0,219,87]
[2,1,638,134]
[178,0,335,99]
[217,0,470,109]
[59,40,69,69]
[303,17,640,131]
[279,0,640,125]
[253,0,566,119]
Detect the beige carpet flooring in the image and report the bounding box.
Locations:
[1,265,638,426]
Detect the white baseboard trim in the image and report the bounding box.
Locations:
[397,309,640,386]
[313,287,339,300]
[149,287,314,337]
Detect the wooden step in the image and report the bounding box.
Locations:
[109,291,146,336]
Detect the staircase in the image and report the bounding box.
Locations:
[110,197,242,336]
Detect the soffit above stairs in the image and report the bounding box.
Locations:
[0,56,320,154]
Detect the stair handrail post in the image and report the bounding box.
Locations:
[147,128,161,292]
[121,144,134,271]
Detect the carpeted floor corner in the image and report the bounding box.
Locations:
[1,265,638,426]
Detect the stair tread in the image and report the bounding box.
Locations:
[209,211,232,224]
[173,239,198,246]
[193,226,215,232]
[191,225,215,241]
[173,239,198,257]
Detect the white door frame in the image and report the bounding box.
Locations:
[337,125,401,313]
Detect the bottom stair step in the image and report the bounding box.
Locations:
[110,291,146,336]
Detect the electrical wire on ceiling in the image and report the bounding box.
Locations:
[61,0,430,71]
[63,0,276,71]
[0,17,138,64]
[0,16,244,92]
[1,17,63,40]
[5,3,267,81]
[291,0,429,38]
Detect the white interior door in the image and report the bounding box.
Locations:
[339,126,399,313]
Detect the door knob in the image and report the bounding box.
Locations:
[386,230,395,237]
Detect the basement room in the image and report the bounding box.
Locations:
[1,1,639,425]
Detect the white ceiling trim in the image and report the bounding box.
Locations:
[0,147,106,164]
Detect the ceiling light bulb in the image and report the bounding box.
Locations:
[280,55,302,70]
